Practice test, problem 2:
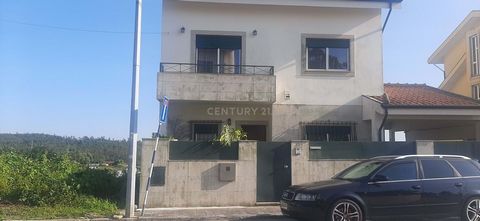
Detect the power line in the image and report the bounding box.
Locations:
[0,19,162,35]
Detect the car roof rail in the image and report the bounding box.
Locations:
[395,155,471,160]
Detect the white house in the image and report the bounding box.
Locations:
[158,0,402,142]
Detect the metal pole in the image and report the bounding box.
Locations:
[141,123,162,216]
[125,0,142,218]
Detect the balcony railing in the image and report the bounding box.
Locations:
[160,62,274,75]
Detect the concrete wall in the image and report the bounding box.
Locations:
[272,104,372,141]
[140,139,257,208]
[290,141,358,185]
[158,72,276,103]
[162,0,384,106]
[167,102,272,141]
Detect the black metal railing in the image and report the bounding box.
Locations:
[160,62,274,75]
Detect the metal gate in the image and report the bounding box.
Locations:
[256,142,292,202]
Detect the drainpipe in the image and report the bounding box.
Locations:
[382,2,393,33]
[378,93,391,141]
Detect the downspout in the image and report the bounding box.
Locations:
[382,2,393,33]
[378,93,390,141]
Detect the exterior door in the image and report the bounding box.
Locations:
[366,160,423,220]
[241,125,267,141]
[256,142,291,202]
[420,159,464,219]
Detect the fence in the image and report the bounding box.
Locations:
[309,141,417,160]
[169,141,239,160]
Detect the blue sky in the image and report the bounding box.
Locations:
[0,0,479,139]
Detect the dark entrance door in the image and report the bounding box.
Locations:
[241,125,267,141]
[256,142,291,202]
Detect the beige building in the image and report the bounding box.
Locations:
[158,0,402,142]
[429,11,480,99]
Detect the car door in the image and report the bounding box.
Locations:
[420,159,464,219]
[365,160,423,220]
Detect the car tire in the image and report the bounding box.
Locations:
[463,197,480,221]
[328,199,364,221]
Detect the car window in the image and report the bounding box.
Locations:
[421,159,456,179]
[335,160,385,180]
[377,161,417,181]
[448,159,480,177]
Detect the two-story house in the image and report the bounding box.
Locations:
[158,0,403,142]
[429,11,480,99]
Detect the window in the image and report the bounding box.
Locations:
[448,159,480,177]
[335,160,385,180]
[305,38,350,71]
[421,159,456,179]
[303,122,357,141]
[196,35,242,74]
[473,84,480,100]
[377,161,417,181]
[470,35,479,76]
[192,123,220,141]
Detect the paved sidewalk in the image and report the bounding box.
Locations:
[137,206,294,220]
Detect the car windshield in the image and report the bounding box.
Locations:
[334,160,385,180]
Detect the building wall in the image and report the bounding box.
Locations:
[140,139,257,208]
[406,124,476,141]
[291,141,357,185]
[441,26,480,98]
[272,104,372,141]
[161,0,384,141]
[167,102,272,141]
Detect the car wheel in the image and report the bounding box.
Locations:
[464,197,480,221]
[329,199,364,221]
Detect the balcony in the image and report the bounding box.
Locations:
[158,63,276,103]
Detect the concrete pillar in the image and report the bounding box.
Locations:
[476,122,480,141]
[371,113,384,142]
[291,140,309,185]
[416,140,434,155]
[139,138,170,208]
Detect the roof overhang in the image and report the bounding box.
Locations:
[178,0,402,9]
[429,10,480,64]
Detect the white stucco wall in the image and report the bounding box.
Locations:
[161,0,384,106]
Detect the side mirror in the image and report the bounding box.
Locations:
[371,174,388,182]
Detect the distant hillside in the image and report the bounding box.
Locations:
[0,133,128,164]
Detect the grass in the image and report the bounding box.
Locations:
[0,196,120,220]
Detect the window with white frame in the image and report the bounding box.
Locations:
[305,38,350,71]
[473,84,480,100]
[470,34,479,76]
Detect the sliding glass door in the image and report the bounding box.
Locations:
[196,35,242,74]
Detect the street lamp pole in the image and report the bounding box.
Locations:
[126,0,142,218]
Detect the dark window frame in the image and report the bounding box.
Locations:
[419,159,459,179]
[301,121,357,142]
[191,121,222,141]
[375,160,419,181]
[301,34,355,76]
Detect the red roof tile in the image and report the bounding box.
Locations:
[367,83,480,108]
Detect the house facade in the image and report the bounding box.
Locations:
[158,0,402,142]
[429,11,480,100]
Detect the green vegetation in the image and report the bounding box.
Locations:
[0,133,128,164]
[0,150,123,219]
[217,124,247,147]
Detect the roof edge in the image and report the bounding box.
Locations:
[428,10,480,64]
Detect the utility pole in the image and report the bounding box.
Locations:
[126,0,142,218]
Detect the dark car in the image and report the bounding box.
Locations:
[280,155,480,221]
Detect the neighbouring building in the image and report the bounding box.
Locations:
[158,0,403,142]
[429,10,480,100]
